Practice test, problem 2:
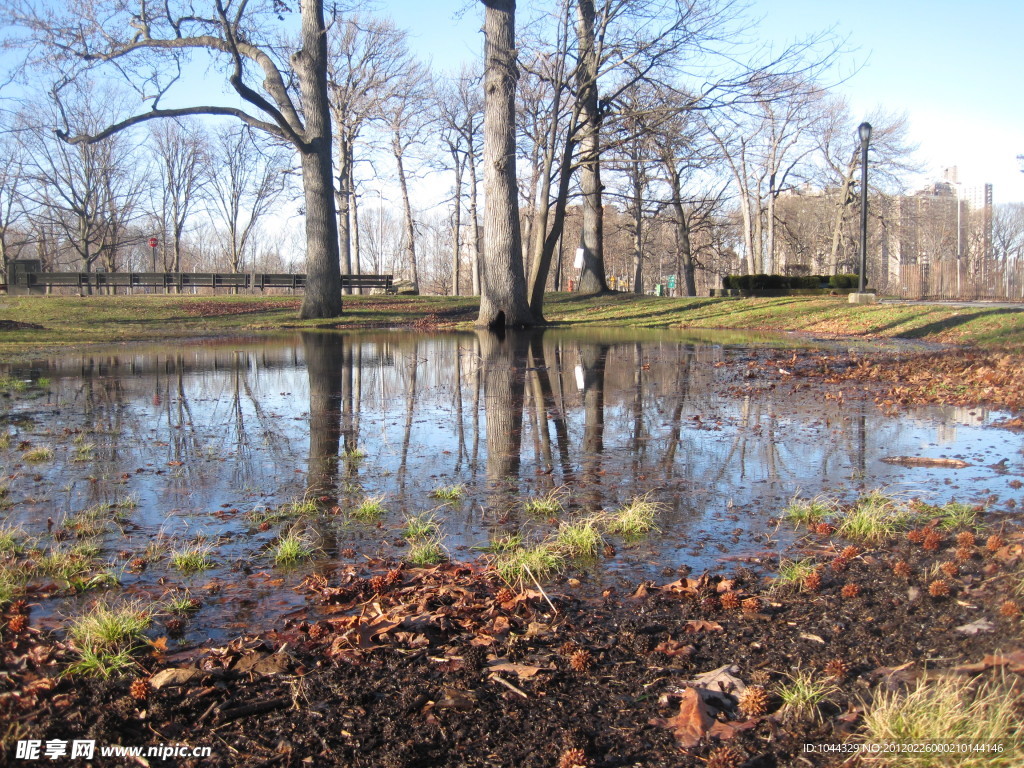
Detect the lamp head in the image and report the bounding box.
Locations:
[858,122,873,144]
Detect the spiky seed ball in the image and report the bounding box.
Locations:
[558,748,590,768]
[841,583,860,599]
[907,528,925,544]
[340,548,356,559]
[165,618,185,635]
[128,557,146,571]
[928,579,950,597]
[892,560,911,578]
[814,522,834,537]
[840,545,860,560]
[187,598,203,611]
[570,649,594,673]
[603,544,616,558]
[954,546,973,563]
[559,640,582,657]
[986,534,1005,553]
[956,531,976,548]
[384,568,403,586]
[308,621,331,640]
[749,668,771,685]
[462,645,488,672]
[824,658,849,680]
[737,685,769,716]
[129,678,152,701]
[495,587,515,604]
[5,613,27,634]
[257,521,272,532]
[10,599,29,615]
[940,561,959,578]
[922,530,942,551]
[700,595,720,612]
[830,556,848,573]
[705,745,745,768]
[720,591,741,610]
[369,575,386,594]
[741,597,761,614]
[999,600,1020,618]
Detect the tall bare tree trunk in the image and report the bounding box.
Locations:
[477,0,533,328]
[297,1,343,319]
[574,0,607,295]
[468,141,482,296]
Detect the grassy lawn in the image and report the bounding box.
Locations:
[1,292,1023,362]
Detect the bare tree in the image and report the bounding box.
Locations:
[151,118,209,281]
[0,130,30,284]
[8,0,346,317]
[208,126,288,279]
[327,15,408,291]
[477,0,533,328]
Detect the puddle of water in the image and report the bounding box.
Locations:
[2,329,1021,641]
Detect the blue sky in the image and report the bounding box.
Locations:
[382,0,1024,203]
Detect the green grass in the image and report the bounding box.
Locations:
[0,523,26,554]
[858,674,1023,766]
[164,590,201,615]
[523,487,567,517]
[2,295,1022,367]
[430,484,466,502]
[65,599,153,677]
[271,531,314,566]
[168,541,215,573]
[0,564,29,605]
[476,533,525,554]
[406,537,448,567]
[782,495,835,528]
[772,558,819,591]
[605,494,662,538]
[23,446,54,463]
[0,376,29,392]
[777,667,839,723]
[38,548,96,583]
[350,494,387,521]
[493,544,565,585]
[922,501,981,531]
[836,491,914,543]
[554,517,604,560]
[401,511,439,540]
[64,503,127,537]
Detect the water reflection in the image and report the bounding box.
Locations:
[3,330,1021,636]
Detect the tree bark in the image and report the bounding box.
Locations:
[477,0,533,328]
[295,0,343,319]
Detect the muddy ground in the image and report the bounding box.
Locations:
[3,345,1024,767]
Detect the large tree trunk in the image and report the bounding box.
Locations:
[573,0,607,295]
[451,154,464,296]
[296,0,343,320]
[477,0,533,328]
[335,140,353,294]
[302,332,343,500]
[394,141,420,293]
[478,329,528,484]
[468,140,482,296]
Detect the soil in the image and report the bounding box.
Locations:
[3,524,1023,767]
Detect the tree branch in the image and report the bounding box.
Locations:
[56,106,284,145]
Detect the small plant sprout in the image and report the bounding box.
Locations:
[781,494,834,528]
[554,517,604,560]
[0,431,11,450]
[64,503,127,538]
[934,501,980,531]
[430,484,466,502]
[477,533,524,554]
[776,667,838,723]
[0,523,26,554]
[836,491,914,543]
[859,673,1023,766]
[772,558,819,592]
[350,494,387,521]
[342,446,366,460]
[164,591,201,615]
[169,540,215,574]
[272,530,314,566]
[0,564,29,605]
[523,487,567,518]
[606,494,662,537]
[285,494,320,516]
[401,511,439,540]
[72,441,96,462]
[406,536,448,567]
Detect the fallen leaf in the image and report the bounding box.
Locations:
[799,632,826,644]
[487,661,542,679]
[149,667,203,689]
[955,619,995,636]
[650,688,716,747]
[652,640,694,658]
[683,620,723,633]
[686,664,747,697]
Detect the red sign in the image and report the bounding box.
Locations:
[148,237,158,248]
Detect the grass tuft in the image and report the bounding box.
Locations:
[836,491,914,543]
[23,446,54,463]
[782,494,835,528]
[350,494,387,521]
[402,511,440,540]
[493,544,564,585]
[168,540,215,573]
[772,558,819,591]
[406,537,448,567]
[777,667,838,723]
[430,484,466,502]
[271,531,314,566]
[554,517,604,560]
[523,487,567,517]
[858,673,1023,766]
[605,494,662,538]
[65,599,152,677]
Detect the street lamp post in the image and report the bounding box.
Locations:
[857,122,872,294]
